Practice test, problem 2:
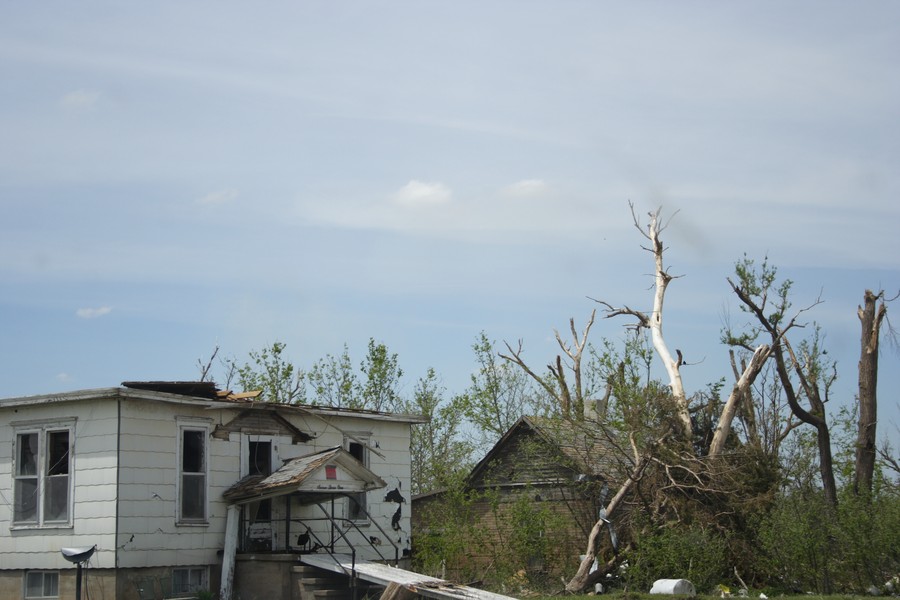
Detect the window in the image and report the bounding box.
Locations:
[344,435,369,522]
[247,440,271,476]
[246,440,272,524]
[172,567,207,595]
[13,424,73,527]
[178,426,208,523]
[24,571,58,599]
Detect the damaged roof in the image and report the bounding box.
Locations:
[222,446,387,505]
[0,382,426,423]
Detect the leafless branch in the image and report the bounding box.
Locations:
[197,345,220,383]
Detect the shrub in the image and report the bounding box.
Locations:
[625,524,730,594]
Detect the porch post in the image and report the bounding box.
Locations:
[220,504,240,600]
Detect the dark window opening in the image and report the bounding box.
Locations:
[180,429,206,521]
[346,439,368,521]
[248,441,271,476]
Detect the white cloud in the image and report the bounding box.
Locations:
[56,373,72,383]
[391,180,452,207]
[198,188,239,205]
[76,306,112,319]
[501,179,549,198]
[59,89,101,110]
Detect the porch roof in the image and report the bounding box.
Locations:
[222,446,387,505]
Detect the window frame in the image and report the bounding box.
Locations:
[11,420,75,530]
[176,420,210,525]
[343,433,370,524]
[23,570,59,599]
[171,566,208,595]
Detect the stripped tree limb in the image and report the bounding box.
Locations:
[565,431,670,593]
[708,343,771,456]
[594,204,692,438]
[500,311,596,420]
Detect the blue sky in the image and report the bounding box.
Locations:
[1,2,899,447]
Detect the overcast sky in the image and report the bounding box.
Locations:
[1,2,898,445]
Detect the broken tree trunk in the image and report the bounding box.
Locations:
[566,432,666,593]
[708,344,771,456]
[855,289,886,496]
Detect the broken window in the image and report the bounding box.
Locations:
[14,425,73,527]
[246,440,272,524]
[179,428,207,522]
[14,433,38,523]
[247,440,271,476]
[345,436,369,522]
[44,431,70,522]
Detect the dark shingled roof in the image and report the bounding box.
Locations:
[122,381,220,399]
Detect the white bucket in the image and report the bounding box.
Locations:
[650,579,696,595]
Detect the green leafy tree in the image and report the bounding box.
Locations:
[360,338,404,412]
[306,344,359,408]
[458,332,546,454]
[228,341,306,404]
[402,369,473,495]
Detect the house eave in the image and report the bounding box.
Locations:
[0,387,241,409]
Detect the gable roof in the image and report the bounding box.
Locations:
[212,408,313,443]
[222,446,387,505]
[467,416,615,487]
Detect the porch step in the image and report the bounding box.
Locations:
[313,591,348,599]
[295,563,383,600]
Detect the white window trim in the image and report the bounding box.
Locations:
[11,420,75,530]
[176,418,211,526]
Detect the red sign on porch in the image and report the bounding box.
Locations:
[325,465,337,480]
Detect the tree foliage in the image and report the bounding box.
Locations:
[401,369,472,495]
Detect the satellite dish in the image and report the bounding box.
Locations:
[60,546,96,564]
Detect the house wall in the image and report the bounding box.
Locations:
[115,401,415,571]
[0,396,119,570]
[0,568,117,600]
[116,397,239,570]
[274,412,414,560]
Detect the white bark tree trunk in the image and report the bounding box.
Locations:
[645,210,692,438]
[708,344,771,456]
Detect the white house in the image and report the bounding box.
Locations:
[0,382,425,600]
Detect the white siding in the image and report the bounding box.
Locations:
[0,397,119,569]
[116,399,238,569]
[283,414,415,560]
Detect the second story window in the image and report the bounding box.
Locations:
[178,426,208,523]
[13,423,73,528]
[344,435,369,522]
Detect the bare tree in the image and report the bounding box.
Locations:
[500,311,596,420]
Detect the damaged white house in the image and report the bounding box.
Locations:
[0,381,425,600]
